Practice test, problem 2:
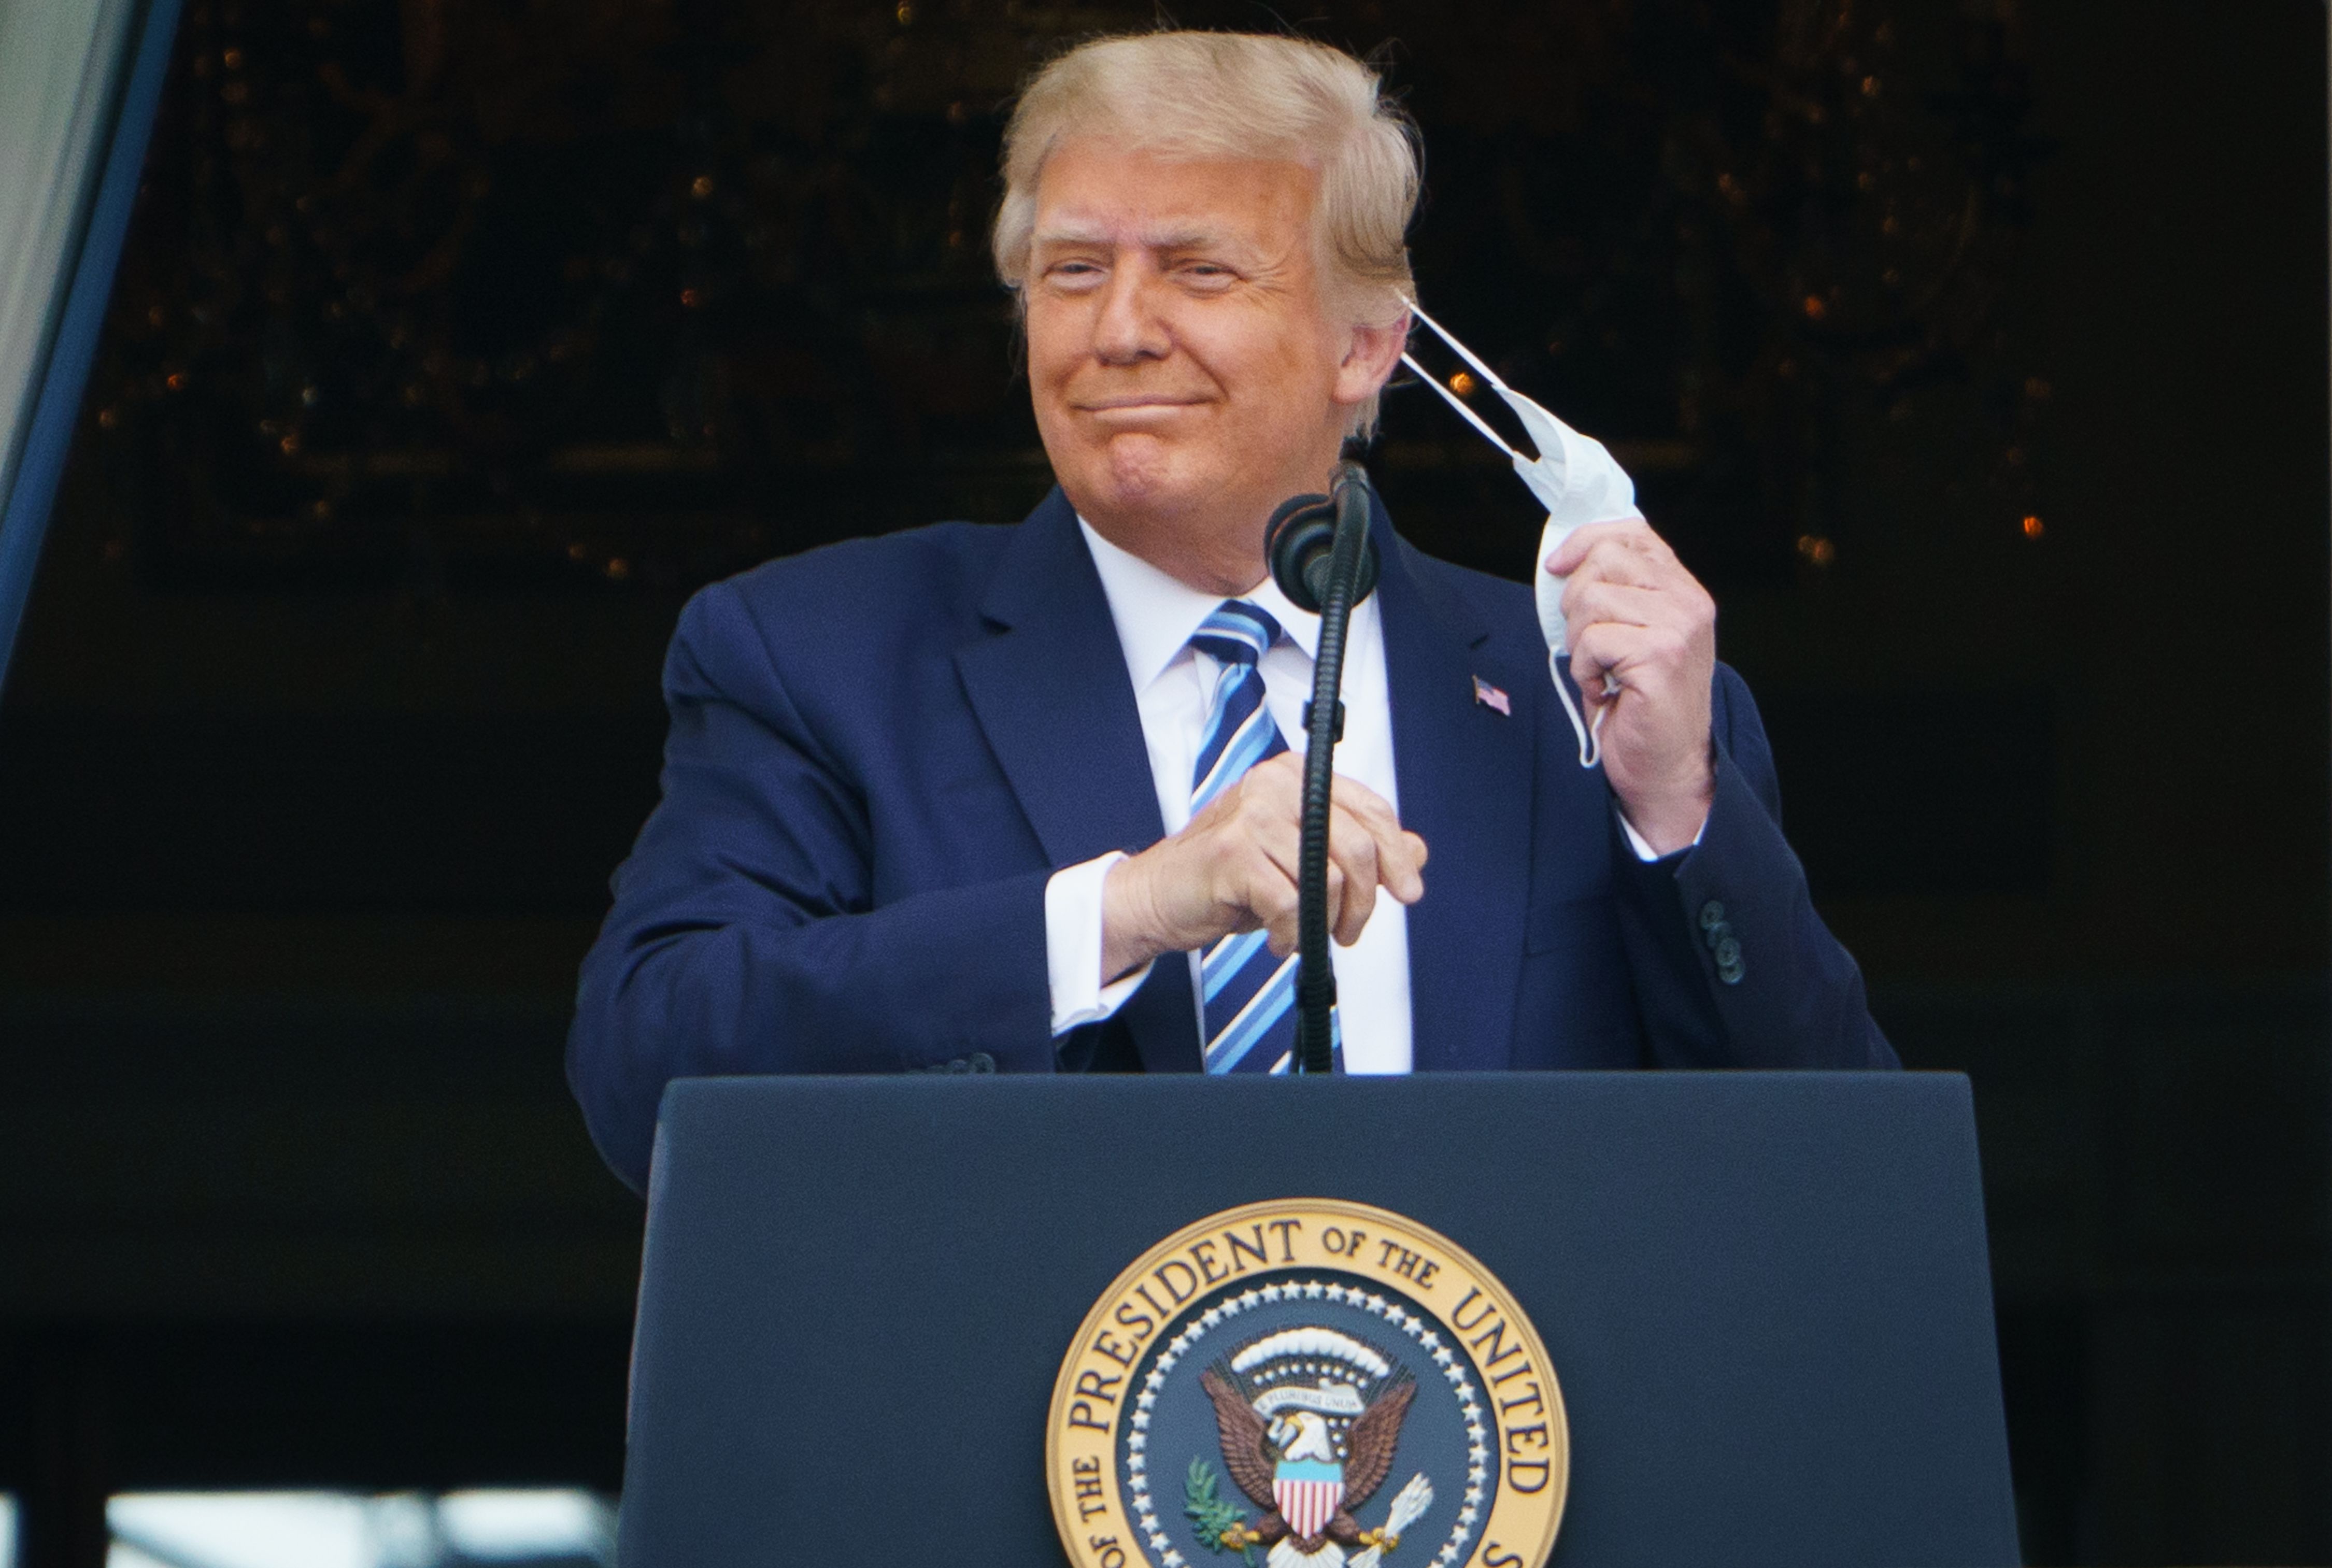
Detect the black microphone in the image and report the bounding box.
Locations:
[1264,476,1379,614]
[1262,460,1379,1074]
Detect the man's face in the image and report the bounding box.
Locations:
[1023,139,1383,592]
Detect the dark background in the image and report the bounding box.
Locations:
[1,0,2326,1563]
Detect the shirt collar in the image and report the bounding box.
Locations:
[1077,518,1323,691]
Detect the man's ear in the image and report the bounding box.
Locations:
[1331,310,1411,410]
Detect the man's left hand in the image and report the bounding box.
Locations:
[1545,518,1717,856]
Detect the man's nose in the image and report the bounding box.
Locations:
[1092,261,1171,365]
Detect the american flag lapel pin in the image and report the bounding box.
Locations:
[1472,675,1511,716]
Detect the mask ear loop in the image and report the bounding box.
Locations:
[1408,302,1528,406]
[1549,651,1608,770]
[1399,309,1610,769]
[1399,345,1524,457]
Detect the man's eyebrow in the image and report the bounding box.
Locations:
[1031,221,1114,248]
[1140,226,1232,252]
[1030,221,1245,253]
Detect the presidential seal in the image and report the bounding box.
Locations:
[1048,1200,1567,1568]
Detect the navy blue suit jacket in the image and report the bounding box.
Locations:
[569,488,1895,1190]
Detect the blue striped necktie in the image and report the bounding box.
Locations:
[1189,600,1339,1074]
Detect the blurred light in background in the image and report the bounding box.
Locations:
[2,1492,16,1568]
[104,1491,615,1568]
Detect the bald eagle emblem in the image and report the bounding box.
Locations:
[1190,1328,1433,1566]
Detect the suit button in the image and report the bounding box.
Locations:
[1703,919,1733,952]
[1714,935,1741,969]
[943,1057,971,1073]
[1699,900,1726,932]
[1717,956,1745,986]
[968,1051,997,1074]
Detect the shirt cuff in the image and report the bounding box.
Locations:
[1046,850,1154,1036]
[1617,807,1708,863]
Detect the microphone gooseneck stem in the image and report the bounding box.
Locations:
[1294,461,1373,1074]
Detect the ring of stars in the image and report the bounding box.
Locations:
[1121,1277,1492,1568]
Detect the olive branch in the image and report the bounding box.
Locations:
[1184,1458,1260,1564]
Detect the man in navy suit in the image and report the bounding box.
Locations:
[568,32,1894,1192]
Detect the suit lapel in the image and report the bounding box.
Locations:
[954,489,1200,1073]
[1374,509,1534,1072]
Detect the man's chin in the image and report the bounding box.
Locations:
[1074,438,1215,519]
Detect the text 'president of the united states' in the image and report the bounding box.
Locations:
[567,31,1898,1193]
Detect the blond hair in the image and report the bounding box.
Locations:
[992,32,1421,433]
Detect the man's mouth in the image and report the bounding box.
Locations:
[1074,394,1208,413]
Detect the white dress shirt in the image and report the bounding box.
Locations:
[1040,518,1685,1073]
[1044,519,1415,1072]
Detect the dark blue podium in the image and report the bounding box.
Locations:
[618,1073,2018,1567]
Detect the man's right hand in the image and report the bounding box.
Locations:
[1099,751,1428,983]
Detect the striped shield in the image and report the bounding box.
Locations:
[1273,1462,1345,1541]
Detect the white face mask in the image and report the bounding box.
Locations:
[1401,303,1643,769]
